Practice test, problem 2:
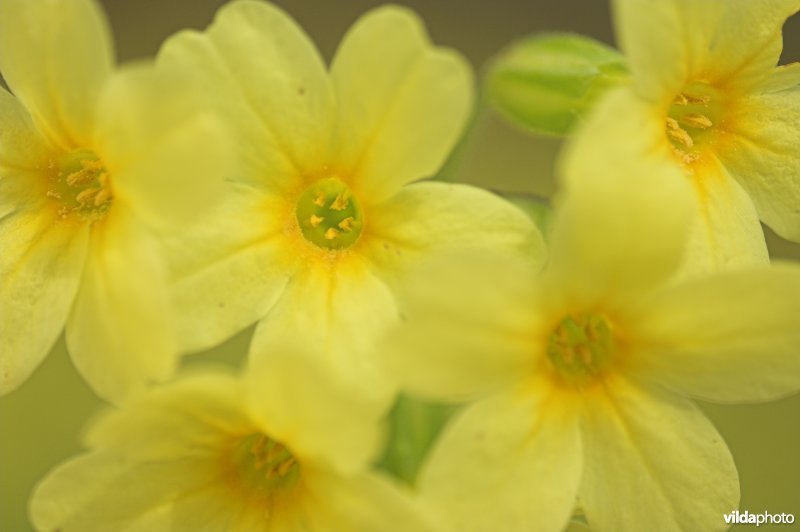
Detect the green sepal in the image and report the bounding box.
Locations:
[486,33,628,136]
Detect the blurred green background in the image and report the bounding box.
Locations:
[1,1,799,530]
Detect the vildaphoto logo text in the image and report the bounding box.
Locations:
[724,510,795,527]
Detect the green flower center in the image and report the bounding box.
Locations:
[295,178,363,250]
[665,81,723,165]
[546,313,615,386]
[47,148,113,223]
[230,433,301,495]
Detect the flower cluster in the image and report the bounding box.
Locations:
[1,0,798,531]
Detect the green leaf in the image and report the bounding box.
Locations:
[486,33,628,136]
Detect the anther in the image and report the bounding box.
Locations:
[666,118,694,148]
[324,228,339,240]
[94,188,112,206]
[76,188,99,204]
[330,194,349,211]
[310,215,324,227]
[680,113,712,129]
[338,217,355,231]
[66,171,95,187]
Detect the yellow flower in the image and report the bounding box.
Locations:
[30,351,442,532]
[0,0,228,400]
[157,1,541,403]
[570,0,800,273]
[385,156,800,531]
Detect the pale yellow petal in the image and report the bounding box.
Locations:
[306,470,440,532]
[613,0,800,99]
[331,6,473,200]
[169,484,274,532]
[0,210,88,395]
[250,255,399,407]
[245,339,385,476]
[384,252,540,401]
[65,207,178,403]
[86,372,248,460]
[419,383,582,532]
[364,181,545,283]
[0,86,51,173]
[718,66,800,242]
[0,0,113,148]
[30,450,223,532]
[631,264,800,403]
[164,185,292,353]
[158,0,334,191]
[556,89,694,303]
[579,376,738,532]
[611,0,695,101]
[92,64,229,229]
[680,156,769,276]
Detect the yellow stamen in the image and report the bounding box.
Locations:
[94,188,112,206]
[666,118,694,148]
[338,217,355,231]
[76,188,99,204]
[66,171,95,187]
[324,228,339,240]
[330,193,349,211]
[680,113,713,129]
[310,214,324,227]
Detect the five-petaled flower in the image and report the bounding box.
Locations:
[30,349,441,532]
[385,147,800,532]
[157,0,541,405]
[0,0,228,401]
[575,0,800,274]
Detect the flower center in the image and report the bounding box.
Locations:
[47,148,113,223]
[230,433,301,496]
[295,178,363,250]
[546,313,615,386]
[664,81,722,166]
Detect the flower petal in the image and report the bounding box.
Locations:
[331,6,473,200]
[631,263,800,403]
[384,253,540,402]
[0,210,88,395]
[163,184,291,353]
[611,0,696,100]
[718,65,800,242]
[92,64,230,229]
[0,0,113,148]
[65,207,178,403]
[250,255,399,407]
[680,156,769,275]
[0,86,51,174]
[245,342,385,476]
[613,0,800,99]
[364,181,545,281]
[306,470,440,532]
[419,383,582,532]
[158,0,334,192]
[86,372,249,459]
[30,450,223,532]
[579,376,738,532]
[556,89,695,302]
